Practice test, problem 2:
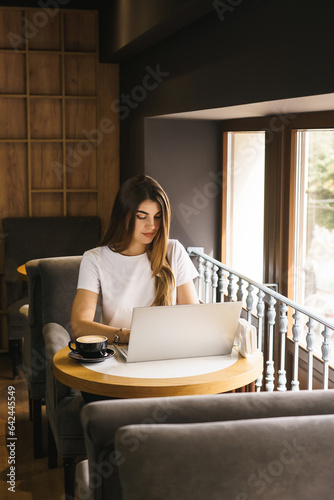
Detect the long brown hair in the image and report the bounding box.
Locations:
[100,175,175,305]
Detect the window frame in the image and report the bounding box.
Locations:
[221,111,334,387]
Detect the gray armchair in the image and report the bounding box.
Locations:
[39,256,101,500]
[9,216,101,459]
[2,215,101,379]
[76,389,334,500]
[115,414,334,500]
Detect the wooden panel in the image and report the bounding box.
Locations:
[31,192,63,216]
[29,54,61,95]
[31,142,63,189]
[30,98,62,139]
[63,11,97,52]
[0,97,26,138]
[97,63,120,233]
[67,192,98,216]
[0,7,119,350]
[0,9,24,50]
[0,53,25,94]
[0,234,4,273]
[65,142,97,189]
[221,131,228,264]
[64,55,96,95]
[26,9,61,51]
[65,99,96,139]
[0,274,8,349]
[0,143,27,219]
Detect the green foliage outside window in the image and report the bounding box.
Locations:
[307,131,334,231]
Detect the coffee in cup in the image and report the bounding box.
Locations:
[68,335,108,358]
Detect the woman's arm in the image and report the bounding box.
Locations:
[176,280,199,305]
[70,289,130,343]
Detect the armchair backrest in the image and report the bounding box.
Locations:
[2,216,101,304]
[38,256,83,332]
[115,415,334,500]
[25,255,100,400]
[79,390,334,500]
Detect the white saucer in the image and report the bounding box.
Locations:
[68,348,115,363]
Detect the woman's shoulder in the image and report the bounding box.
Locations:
[168,238,186,248]
[82,245,114,261]
[167,239,188,257]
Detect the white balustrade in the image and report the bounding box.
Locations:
[277,302,288,392]
[306,318,315,390]
[227,273,234,302]
[265,296,276,392]
[255,290,265,392]
[187,247,334,392]
[211,265,219,303]
[321,326,332,390]
[291,310,300,391]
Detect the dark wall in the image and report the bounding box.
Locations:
[145,119,221,255]
[99,0,214,62]
[119,0,334,172]
[117,0,334,256]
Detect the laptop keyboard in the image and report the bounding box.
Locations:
[114,344,128,360]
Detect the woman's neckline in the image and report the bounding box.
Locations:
[120,250,147,257]
[108,245,147,257]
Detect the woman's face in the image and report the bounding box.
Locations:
[127,199,162,255]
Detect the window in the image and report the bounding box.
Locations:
[293,129,334,358]
[223,131,265,283]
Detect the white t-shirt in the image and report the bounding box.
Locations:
[77,239,198,329]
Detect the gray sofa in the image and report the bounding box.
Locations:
[76,389,334,500]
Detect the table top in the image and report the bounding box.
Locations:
[17,264,27,281]
[53,346,263,398]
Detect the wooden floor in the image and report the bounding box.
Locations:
[0,352,66,500]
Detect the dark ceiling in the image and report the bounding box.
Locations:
[0,0,216,62]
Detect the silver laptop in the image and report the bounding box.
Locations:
[113,301,243,363]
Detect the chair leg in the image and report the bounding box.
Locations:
[32,399,44,458]
[48,421,58,469]
[28,392,33,421]
[63,457,76,500]
[10,339,20,378]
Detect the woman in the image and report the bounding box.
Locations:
[71,174,199,344]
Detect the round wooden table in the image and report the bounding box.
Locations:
[17,264,27,281]
[53,346,263,398]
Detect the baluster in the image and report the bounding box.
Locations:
[236,278,244,303]
[277,302,288,392]
[265,295,276,392]
[218,269,225,302]
[321,326,332,390]
[246,284,254,323]
[306,317,315,390]
[211,265,219,303]
[197,256,204,303]
[204,261,211,304]
[291,310,300,391]
[255,289,265,392]
[227,273,234,302]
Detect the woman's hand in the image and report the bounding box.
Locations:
[115,328,131,344]
[71,289,131,344]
